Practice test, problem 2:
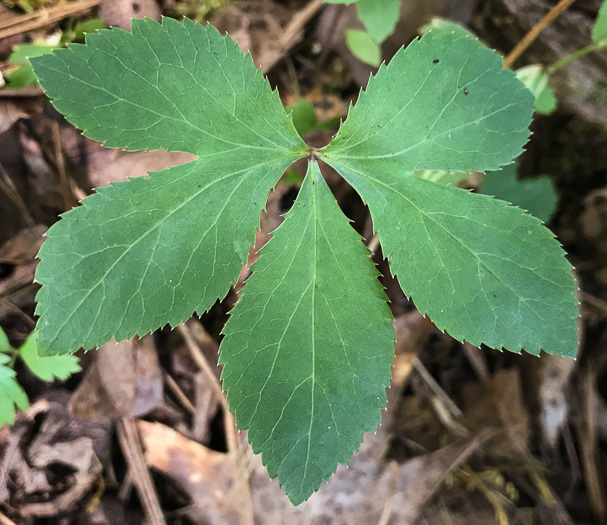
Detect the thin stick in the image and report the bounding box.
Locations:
[176,324,254,525]
[163,371,196,416]
[502,0,577,69]
[0,512,18,525]
[0,0,100,40]
[265,0,324,71]
[0,160,34,226]
[116,418,166,525]
[580,290,607,318]
[51,121,76,211]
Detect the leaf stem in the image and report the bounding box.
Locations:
[546,41,607,74]
[503,0,577,69]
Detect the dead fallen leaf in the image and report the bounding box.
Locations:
[137,420,240,524]
[0,224,46,264]
[0,93,44,135]
[1,390,109,519]
[461,368,530,458]
[70,336,163,419]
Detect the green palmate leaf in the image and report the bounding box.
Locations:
[0,354,29,427]
[326,32,531,171]
[220,161,394,504]
[356,0,401,44]
[31,17,305,355]
[19,333,81,381]
[323,32,578,356]
[480,164,558,223]
[593,0,607,42]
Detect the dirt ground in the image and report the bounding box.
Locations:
[1,0,607,523]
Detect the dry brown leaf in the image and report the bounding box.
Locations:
[1,391,109,519]
[70,336,162,418]
[0,224,46,264]
[0,93,44,135]
[137,420,241,525]
[461,368,530,458]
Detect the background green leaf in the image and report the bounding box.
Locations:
[31,18,305,355]
[516,65,557,116]
[286,98,318,137]
[220,161,394,504]
[0,354,29,427]
[592,0,607,42]
[19,333,81,381]
[345,29,381,67]
[355,0,400,44]
[480,164,558,223]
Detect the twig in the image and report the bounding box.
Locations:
[163,371,196,416]
[51,120,76,211]
[0,160,35,226]
[377,460,399,525]
[577,366,606,522]
[264,0,325,71]
[413,358,470,437]
[580,290,607,318]
[176,324,254,525]
[116,418,166,525]
[0,512,19,525]
[462,342,490,382]
[502,0,577,69]
[176,324,237,450]
[413,358,462,418]
[0,0,100,40]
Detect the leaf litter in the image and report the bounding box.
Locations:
[0,0,606,522]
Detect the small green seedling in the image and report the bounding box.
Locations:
[5,18,105,88]
[0,327,80,426]
[30,18,578,504]
[325,0,401,66]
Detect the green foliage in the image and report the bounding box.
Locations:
[220,162,394,503]
[285,98,340,138]
[593,0,607,43]
[324,0,401,66]
[5,19,105,88]
[345,29,381,66]
[19,333,81,381]
[286,98,318,137]
[480,164,558,223]
[0,327,79,426]
[0,353,28,427]
[355,0,401,44]
[516,65,557,115]
[31,18,578,503]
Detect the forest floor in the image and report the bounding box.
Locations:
[0,0,607,523]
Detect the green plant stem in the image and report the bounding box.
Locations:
[546,41,607,74]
